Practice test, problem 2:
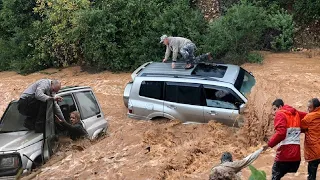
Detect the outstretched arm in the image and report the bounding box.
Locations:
[225,148,264,173]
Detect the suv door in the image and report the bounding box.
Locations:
[74,90,104,139]
[203,85,244,126]
[133,81,164,119]
[163,82,204,123]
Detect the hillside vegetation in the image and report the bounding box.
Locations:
[0,0,318,74]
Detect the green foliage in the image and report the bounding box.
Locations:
[0,0,39,73]
[219,0,240,15]
[248,165,267,180]
[293,0,320,23]
[247,52,263,63]
[203,1,267,64]
[76,0,207,71]
[266,9,294,51]
[0,0,310,74]
[33,0,90,67]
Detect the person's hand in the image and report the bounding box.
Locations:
[263,145,269,151]
[171,62,175,69]
[54,96,63,102]
[162,58,167,63]
[55,115,63,123]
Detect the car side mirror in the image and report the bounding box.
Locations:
[239,104,246,113]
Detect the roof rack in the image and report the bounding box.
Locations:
[140,73,223,82]
[58,86,91,93]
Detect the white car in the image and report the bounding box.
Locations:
[0,86,108,178]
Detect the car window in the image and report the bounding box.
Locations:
[234,67,255,98]
[74,91,100,119]
[203,85,242,109]
[165,82,202,106]
[0,102,27,132]
[58,95,78,121]
[139,81,163,100]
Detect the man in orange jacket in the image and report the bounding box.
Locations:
[301,98,320,180]
[263,99,307,180]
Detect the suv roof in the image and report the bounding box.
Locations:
[134,62,240,84]
[58,86,91,93]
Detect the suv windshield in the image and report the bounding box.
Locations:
[234,68,256,98]
[0,102,27,133]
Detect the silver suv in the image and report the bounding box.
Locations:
[0,86,108,178]
[123,62,255,126]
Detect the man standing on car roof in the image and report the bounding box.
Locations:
[160,35,212,69]
[263,99,307,180]
[18,79,66,133]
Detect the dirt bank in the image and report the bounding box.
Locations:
[0,51,319,179]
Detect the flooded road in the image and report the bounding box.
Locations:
[0,51,319,179]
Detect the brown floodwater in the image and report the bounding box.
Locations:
[0,50,319,179]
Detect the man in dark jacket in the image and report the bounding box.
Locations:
[55,111,87,140]
[263,99,307,180]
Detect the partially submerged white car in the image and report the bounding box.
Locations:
[0,86,108,178]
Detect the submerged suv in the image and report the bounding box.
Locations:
[0,86,108,178]
[123,62,255,126]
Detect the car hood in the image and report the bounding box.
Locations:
[0,131,43,152]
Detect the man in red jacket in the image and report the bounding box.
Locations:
[263,99,307,180]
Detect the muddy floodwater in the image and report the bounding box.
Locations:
[0,51,319,179]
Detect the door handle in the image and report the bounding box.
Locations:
[97,114,101,118]
[207,111,217,115]
[167,105,177,109]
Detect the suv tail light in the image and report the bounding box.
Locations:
[128,101,133,114]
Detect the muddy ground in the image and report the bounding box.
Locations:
[0,50,319,179]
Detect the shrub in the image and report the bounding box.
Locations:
[265,8,294,51]
[293,0,320,24]
[0,0,38,73]
[75,0,207,72]
[247,52,263,63]
[33,0,90,67]
[203,1,267,64]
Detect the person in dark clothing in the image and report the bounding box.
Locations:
[55,111,87,140]
[18,79,65,133]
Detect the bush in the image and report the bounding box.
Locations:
[0,0,39,73]
[247,52,263,63]
[265,8,294,51]
[203,1,267,64]
[33,0,90,67]
[0,0,300,74]
[293,0,320,23]
[75,0,207,72]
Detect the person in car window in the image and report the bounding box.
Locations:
[18,79,65,133]
[55,111,87,140]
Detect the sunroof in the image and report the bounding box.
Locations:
[191,63,227,78]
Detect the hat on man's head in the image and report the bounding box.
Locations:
[159,34,168,43]
[220,152,233,163]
